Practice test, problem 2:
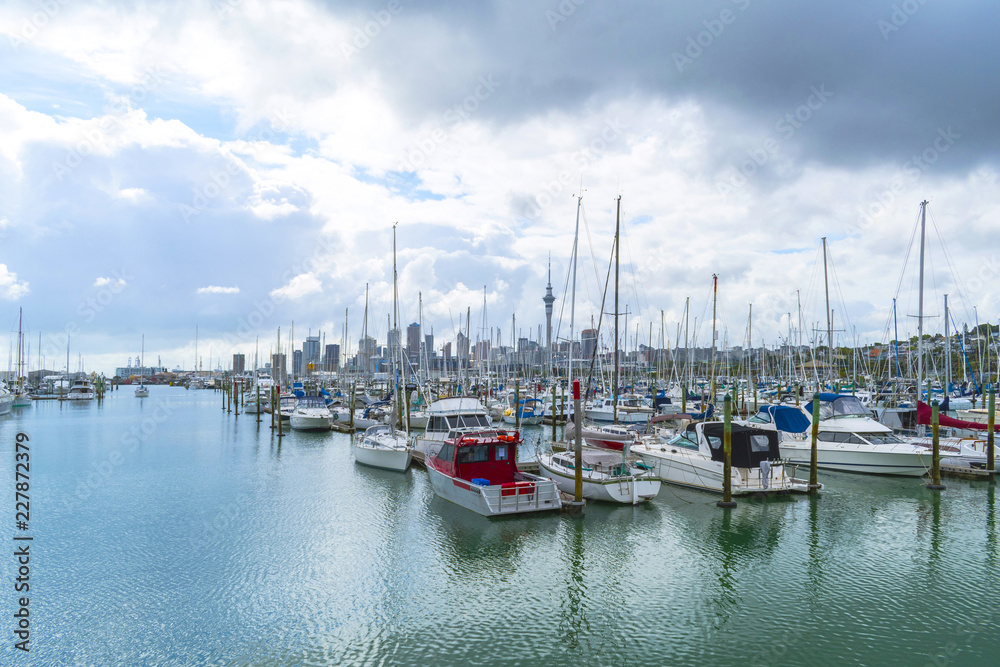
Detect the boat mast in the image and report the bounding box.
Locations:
[569,192,582,393]
[612,195,620,424]
[822,237,832,388]
[917,200,928,405]
[944,294,951,401]
[710,274,718,406]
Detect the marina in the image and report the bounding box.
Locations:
[4,1,1000,664]
[2,386,1000,664]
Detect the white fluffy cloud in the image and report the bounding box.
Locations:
[197,286,240,295]
[0,264,28,300]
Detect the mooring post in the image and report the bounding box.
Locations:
[809,394,821,494]
[270,386,276,430]
[988,388,996,473]
[567,379,584,516]
[515,379,521,429]
[717,394,737,508]
[552,382,558,441]
[681,383,687,415]
[927,400,945,490]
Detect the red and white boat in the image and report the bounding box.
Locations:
[564,418,636,452]
[425,430,562,516]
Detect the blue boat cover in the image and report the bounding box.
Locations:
[758,405,811,433]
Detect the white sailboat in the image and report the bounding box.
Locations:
[538,448,660,504]
[352,223,413,471]
[134,335,149,397]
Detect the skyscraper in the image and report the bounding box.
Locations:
[406,322,420,364]
[303,334,320,367]
[232,353,246,374]
[543,256,556,350]
[323,344,340,372]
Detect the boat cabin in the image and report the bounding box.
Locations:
[429,431,523,485]
[690,422,782,469]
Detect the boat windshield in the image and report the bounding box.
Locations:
[668,433,701,451]
[820,396,870,420]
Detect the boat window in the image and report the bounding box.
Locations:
[437,443,455,463]
[817,432,839,442]
[429,416,449,431]
[749,435,772,452]
[862,433,903,444]
[707,436,722,450]
[495,444,508,461]
[457,445,489,464]
[668,434,700,451]
[831,396,870,418]
[748,413,771,423]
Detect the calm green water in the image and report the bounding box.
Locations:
[1,386,997,666]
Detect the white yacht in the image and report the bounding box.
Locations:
[584,395,654,424]
[743,396,931,477]
[632,421,808,494]
[0,381,14,415]
[65,378,96,400]
[352,424,412,472]
[289,395,333,431]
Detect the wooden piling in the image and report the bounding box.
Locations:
[717,394,737,508]
[989,389,996,473]
[568,378,584,516]
[809,394,821,494]
[551,382,557,441]
[927,400,945,490]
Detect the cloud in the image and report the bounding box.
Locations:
[196,285,240,295]
[270,273,322,301]
[0,264,29,299]
[94,276,127,289]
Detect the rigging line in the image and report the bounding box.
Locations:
[825,247,854,345]
[891,206,923,302]
[928,206,975,324]
[584,233,617,398]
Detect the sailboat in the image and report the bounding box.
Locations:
[12,308,30,408]
[135,335,149,397]
[352,224,412,471]
[537,194,661,503]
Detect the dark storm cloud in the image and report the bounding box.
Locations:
[330,0,999,172]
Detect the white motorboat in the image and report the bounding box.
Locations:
[744,397,931,477]
[352,424,412,472]
[289,395,333,431]
[538,448,660,504]
[632,421,809,495]
[0,381,14,415]
[414,397,494,458]
[584,395,654,424]
[501,396,543,426]
[65,378,96,400]
[425,430,561,516]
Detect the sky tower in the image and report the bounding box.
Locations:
[543,255,556,350]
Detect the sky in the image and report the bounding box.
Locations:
[1,0,999,375]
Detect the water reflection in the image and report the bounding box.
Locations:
[557,518,590,650]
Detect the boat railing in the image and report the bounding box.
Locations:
[477,473,560,514]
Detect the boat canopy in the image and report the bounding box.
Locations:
[807,394,870,420]
[296,395,327,408]
[753,405,811,434]
[695,423,781,468]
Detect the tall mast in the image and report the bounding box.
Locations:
[710,274,718,404]
[613,195,621,424]
[569,192,582,387]
[822,237,832,386]
[917,200,928,404]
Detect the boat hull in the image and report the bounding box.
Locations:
[633,446,799,495]
[352,443,412,471]
[537,457,659,504]
[426,466,561,516]
[779,443,929,477]
[289,414,332,431]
